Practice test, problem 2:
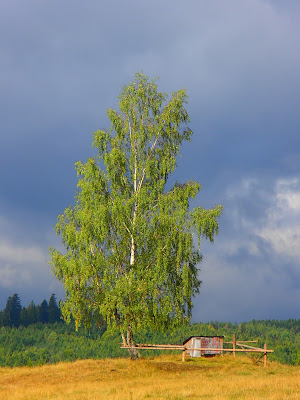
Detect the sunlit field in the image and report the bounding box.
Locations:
[0,354,299,399]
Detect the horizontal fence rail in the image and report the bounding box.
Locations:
[121,334,274,367]
[121,345,274,353]
[224,340,258,344]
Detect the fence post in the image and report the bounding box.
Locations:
[182,348,186,362]
[264,343,267,367]
[233,334,236,358]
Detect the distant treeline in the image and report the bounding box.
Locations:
[1,319,300,368]
[0,295,299,367]
[0,293,61,328]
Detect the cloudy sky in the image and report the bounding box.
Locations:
[1,0,300,323]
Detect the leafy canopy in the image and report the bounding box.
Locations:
[49,73,222,335]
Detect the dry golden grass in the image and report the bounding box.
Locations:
[0,354,299,399]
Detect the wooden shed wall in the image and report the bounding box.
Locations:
[185,336,223,357]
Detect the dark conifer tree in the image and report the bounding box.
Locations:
[2,296,13,326]
[2,294,22,327]
[48,294,61,323]
[27,301,38,324]
[11,294,22,327]
[20,307,29,326]
[38,300,49,323]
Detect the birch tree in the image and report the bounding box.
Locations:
[49,73,222,358]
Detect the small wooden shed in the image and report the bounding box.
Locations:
[183,335,224,357]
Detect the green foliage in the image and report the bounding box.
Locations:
[0,295,62,328]
[49,73,222,338]
[38,300,49,324]
[2,294,22,327]
[0,319,300,367]
[0,323,103,367]
[48,294,61,323]
[27,301,38,324]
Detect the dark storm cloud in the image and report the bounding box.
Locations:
[0,1,299,320]
[192,175,300,322]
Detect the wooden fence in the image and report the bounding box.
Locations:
[121,334,274,367]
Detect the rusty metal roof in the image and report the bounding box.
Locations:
[182,335,224,345]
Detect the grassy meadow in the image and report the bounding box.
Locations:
[1,354,300,400]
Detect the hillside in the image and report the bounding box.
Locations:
[1,355,300,399]
[1,319,300,367]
